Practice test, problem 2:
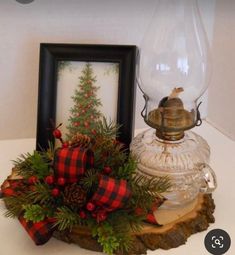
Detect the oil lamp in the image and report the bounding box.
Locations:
[131,0,217,208]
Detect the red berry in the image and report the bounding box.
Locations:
[79,210,87,219]
[28,176,38,185]
[86,202,95,211]
[51,188,60,197]
[84,121,89,127]
[62,142,69,148]
[45,175,54,185]
[135,207,144,216]
[96,210,107,223]
[103,166,112,175]
[82,109,86,114]
[3,188,15,197]
[57,177,66,186]
[53,129,62,139]
[92,129,97,135]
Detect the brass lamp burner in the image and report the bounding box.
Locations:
[144,88,201,141]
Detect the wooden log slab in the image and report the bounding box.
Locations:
[53,194,215,254]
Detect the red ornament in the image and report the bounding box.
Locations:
[62,142,69,148]
[51,188,60,197]
[75,122,80,127]
[53,129,62,139]
[45,175,54,185]
[28,176,38,185]
[57,177,66,186]
[2,188,15,197]
[84,121,89,128]
[92,129,97,135]
[79,210,87,219]
[103,166,112,175]
[86,202,95,211]
[96,210,108,223]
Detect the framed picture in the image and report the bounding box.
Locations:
[36,43,137,151]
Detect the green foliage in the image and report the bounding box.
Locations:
[92,120,127,170]
[66,62,102,139]
[23,204,47,223]
[129,175,171,211]
[96,117,120,139]
[54,206,83,231]
[114,156,137,180]
[13,151,51,179]
[26,182,53,206]
[80,169,98,192]
[91,218,134,255]
[3,195,28,218]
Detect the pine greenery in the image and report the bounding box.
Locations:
[23,204,47,223]
[54,206,83,231]
[13,151,52,179]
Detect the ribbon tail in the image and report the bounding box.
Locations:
[18,215,55,245]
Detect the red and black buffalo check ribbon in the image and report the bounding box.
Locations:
[18,215,55,245]
[92,175,131,211]
[54,147,94,183]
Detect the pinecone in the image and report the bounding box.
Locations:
[63,183,87,208]
[69,133,92,148]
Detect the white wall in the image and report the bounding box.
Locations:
[207,0,235,141]
[0,0,215,140]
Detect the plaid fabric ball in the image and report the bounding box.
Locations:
[18,216,55,245]
[54,147,94,183]
[92,175,131,211]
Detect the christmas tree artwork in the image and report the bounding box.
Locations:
[66,63,102,139]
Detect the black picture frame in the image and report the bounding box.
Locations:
[36,43,137,151]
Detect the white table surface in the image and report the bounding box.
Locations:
[0,121,235,255]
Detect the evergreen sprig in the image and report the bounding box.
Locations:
[114,156,137,180]
[80,169,98,192]
[3,195,28,218]
[130,175,171,210]
[26,182,53,206]
[96,117,120,139]
[23,204,47,223]
[54,206,83,231]
[13,151,51,179]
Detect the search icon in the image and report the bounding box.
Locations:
[214,239,221,246]
[204,229,231,255]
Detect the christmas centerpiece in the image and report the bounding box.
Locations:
[0,62,171,255]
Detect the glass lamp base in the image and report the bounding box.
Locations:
[130,129,216,209]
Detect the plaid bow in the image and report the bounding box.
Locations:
[18,215,55,245]
[54,147,94,183]
[92,175,131,211]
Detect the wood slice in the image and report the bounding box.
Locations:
[53,194,215,254]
